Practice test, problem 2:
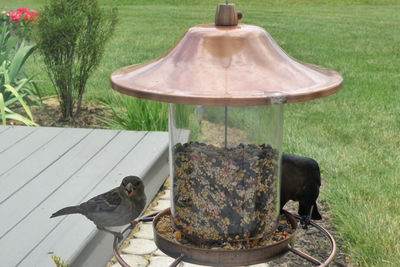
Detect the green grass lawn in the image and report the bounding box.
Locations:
[1,0,399,266]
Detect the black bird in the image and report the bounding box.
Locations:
[51,176,146,239]
[280,153,322,228]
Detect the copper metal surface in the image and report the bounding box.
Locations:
[110,23,343,106]
[290,214,337,267]
[112,212,160,267]
[215,3,240,26]
[152,208,297,266]
[112,210,337,267]
[170,211,280,246]
[113,221,138,267]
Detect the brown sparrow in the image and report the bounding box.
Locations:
[51,176,146,239]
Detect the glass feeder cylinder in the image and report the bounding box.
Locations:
[169,103,284,244]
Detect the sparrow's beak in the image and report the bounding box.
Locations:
[125,183,135,196]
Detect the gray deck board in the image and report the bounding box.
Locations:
[20,132,169,267]
[0,126,169,267]
[0,127,94,204]
[17,131,149,267]
[0,125,10,134]
[0,128,118,237]
[0,126,36,153]
[0,127,64,176]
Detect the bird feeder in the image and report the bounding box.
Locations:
[110,2,342,266]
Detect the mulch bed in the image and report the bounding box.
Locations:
[269,200,351,267]
[8,98,112,128]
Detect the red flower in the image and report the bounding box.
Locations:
[30,10,39,21]
[23,10,39,22]
[9,10,21,22]
[17,7,28,13]
[24,12,31,21]
[8,7,39,24]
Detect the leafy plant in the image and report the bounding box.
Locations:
[101,95,168,131]
[7,7,39,42]
[51,254,69,267]
[36,0,117,119]
[0,18,39,126]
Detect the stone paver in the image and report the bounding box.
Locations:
[110,255,148,267]
[246,263,270,267]
[148,256,175,267]
[150,199,170,211]
[122,239,157,255]
[133,222,154,240]
[182,262,270,267]
[159,189,170,200]
[153,249,167,256]
[182,262,204,267]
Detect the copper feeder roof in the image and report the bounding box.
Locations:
[110,3,343,106]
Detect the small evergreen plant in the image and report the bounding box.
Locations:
[36,0,117,119]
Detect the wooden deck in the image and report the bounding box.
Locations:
[0,126,170,267]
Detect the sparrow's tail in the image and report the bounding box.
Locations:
[50,206,82,218]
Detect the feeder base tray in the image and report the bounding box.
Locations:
[152,208,297,267]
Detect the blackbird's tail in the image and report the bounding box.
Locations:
[299,202,322,220]
[311,203,322,220]
[50,206,82,218]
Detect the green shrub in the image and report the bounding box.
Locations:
[36,0,117,119]
[0,18,39,126]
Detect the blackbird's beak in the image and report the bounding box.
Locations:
[125,183,135,196]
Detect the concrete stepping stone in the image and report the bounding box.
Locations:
[153,249,167,256]
[148,256,175,267]
[133,222,154,240]
[110,254,148,267]
[122,238,157,255]
[182,261,270,267]
[151,199,170,211]
[160,189,171,200]
[182,262,206,266]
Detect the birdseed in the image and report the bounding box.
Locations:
[155,213,294,250]
[171,142,280,244]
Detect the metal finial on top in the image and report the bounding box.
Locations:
[215,2,238,26]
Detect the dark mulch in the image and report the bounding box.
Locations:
[269,200,351,267]
[8,98,112,128]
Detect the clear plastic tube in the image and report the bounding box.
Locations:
[169,104,284,244]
